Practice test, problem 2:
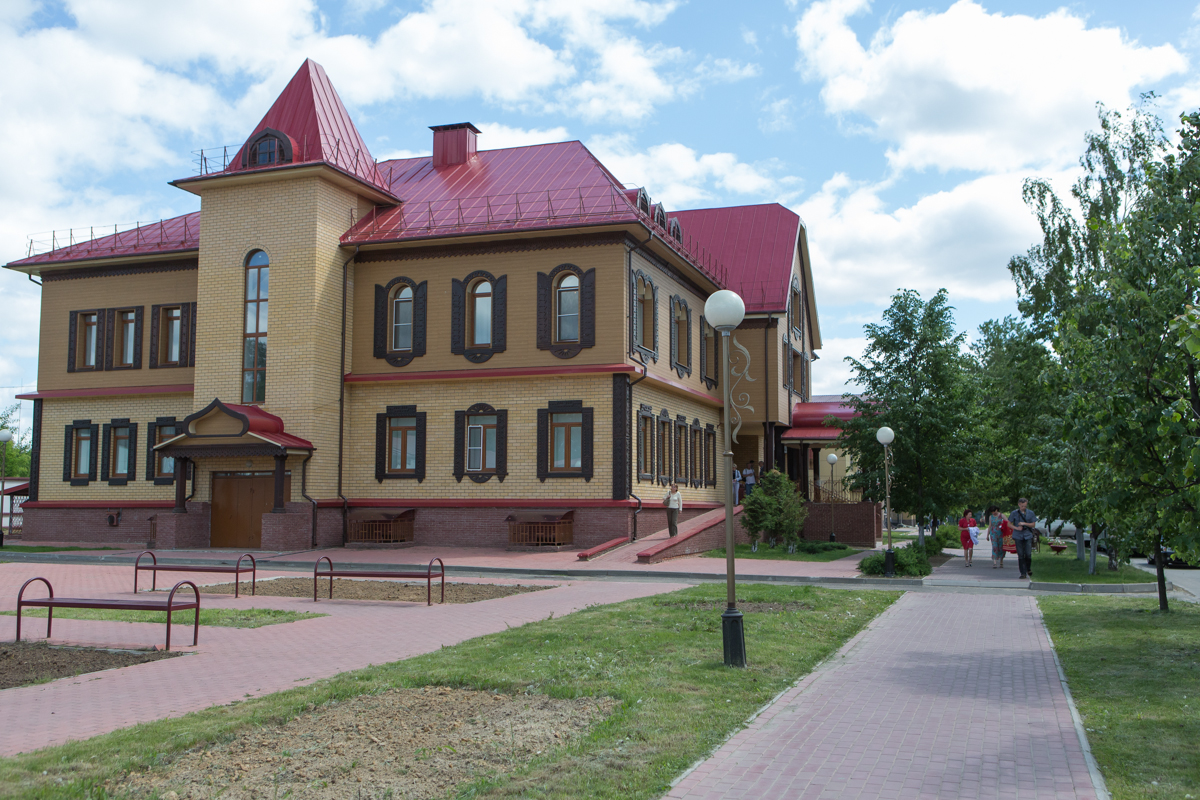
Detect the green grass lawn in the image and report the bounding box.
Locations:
[1030,550,1154,584]
[704,542,865,562]
[0,583,900,800]
[1040,596,1200,799]
[1,607,324,629]
[0,546,124,553]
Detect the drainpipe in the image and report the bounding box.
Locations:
[28,274,41,287]
[184,459,196,502]
[628,360,649,540]
[765,313,773,470]
[337,245,360,545]
[300,451,317,548]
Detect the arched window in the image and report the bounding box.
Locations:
[469,279,492,347]
[250,136,282,166]
[391,285,413,352]
[636,277,653,350]
[242,250,269,404]
[555,274,579,342]
[674,300,690,370]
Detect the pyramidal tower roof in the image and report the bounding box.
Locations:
[215,59,395,198]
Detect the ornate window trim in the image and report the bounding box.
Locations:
[451,270,507,363]
[67,309,105,373]
[669,295,693,379]
[536,400,594,481]
[637,404,655,483]
[107,307,143,371]
[241,127,294,168]
[63,419,98,486]
[699,315,718,391]
[100,418,137,486]
[656,408,672,486]
[373,276,428,367]
[537,264,596,359]
[629,269,658,362]
[149,303,196,369]
[704,424,718,487]
[146,417,178,485]
[454,402,508,482]
[689,418,704,489]
[375,405,427,482]
[674,415,689,484]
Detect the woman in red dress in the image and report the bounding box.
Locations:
[957,508,978,567]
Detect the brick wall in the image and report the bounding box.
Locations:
[155,502,212,549]
[261,502,312,551]
[23,506,160,545]
[801,501,881,548]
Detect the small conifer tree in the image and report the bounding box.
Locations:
[739,470,809,552]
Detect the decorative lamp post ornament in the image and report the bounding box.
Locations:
[876,426,895,577]
[0,429,11,548]
[704,289,749,668]
[826,452,838,542]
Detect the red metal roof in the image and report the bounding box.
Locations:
[780,400,857,441]
[8,212,199,267]
[670,204,800,313]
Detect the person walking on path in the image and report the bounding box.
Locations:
[1009,497,1037,579]
[742,461,758,497]
[663,482,682,537]
[985,505,1005,568]
[957,508,978,566]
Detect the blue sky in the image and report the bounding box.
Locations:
[2,0,1199,438]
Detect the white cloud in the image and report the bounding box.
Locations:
[588,134,793,208]
[759,97,794,133]
[742,27,759,50]
[797,170,1047,307]
[811,336,867,394]
[476,123,572,149]
[795,0,1189,174]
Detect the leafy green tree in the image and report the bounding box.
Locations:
[836,289,973,528]
[739,470,808,553]
[0,404,30,478]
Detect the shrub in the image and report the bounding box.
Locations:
[858,543,933,577]
[740,470,809,552]
[926,523,961,554]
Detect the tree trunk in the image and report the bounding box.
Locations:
[1154,534,1170,613]
[1075,522,1085,561]
[1088,523,1099,575]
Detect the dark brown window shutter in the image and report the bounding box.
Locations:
[581,407,594,482]
[149,305,161,369]
[495,409,508,481]
[62,425,73,482]
[374,284,387,359]
[375,412,387,482]
[699,315,707,382]
[88,423,99,479]
[415,411,427,482]
[580,268,596,348]
[133,307,144,369]
[100,424,111,482]
[67,311,78,373]
[96,311,108,372]
[536,408,549,482]
[125,422,138,485]
[536,272,551,350]
[185,303,197,367]
[651,283,659,358]
[103,309,115,371]
[145,421,157,481]
[453,410,466,481]
[451,279,465,354]
[685,304,692,375]
[413,281,428,357]
[29,399,41,501]
[669,298,678,368]
[492,276,507,353]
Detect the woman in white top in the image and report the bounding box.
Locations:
[742,462,758,497]
[663,483,682,537]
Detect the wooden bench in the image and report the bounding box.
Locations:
[313,556,445,605]
[135,551,256,597]
[17,577,200,651]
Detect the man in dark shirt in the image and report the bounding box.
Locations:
[1009,497,1037,580]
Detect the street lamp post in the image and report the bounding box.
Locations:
[0,429,11,548]
[705,289,747,668]
[826,452,838,542]
[876,426,895,577]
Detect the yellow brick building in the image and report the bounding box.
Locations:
[5,60,821,550]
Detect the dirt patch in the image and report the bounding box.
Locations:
[115,687,616,799]
[654,600,815,614]
[0,641,178,690]
[929,554,953,568]
[202,578,550,604]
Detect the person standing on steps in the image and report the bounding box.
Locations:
[1009,497,1037,580]
[663,482,682,538]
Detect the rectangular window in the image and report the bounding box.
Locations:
[704,322,719,384]
[156,424,176,479]
[388,416,417,473]
[243,263,268,403]
[159,306,183,365]
[791,288,803,334]
[657,419,671,481]
[792,351,805,395]
[551,412,583,471]
[466,414,497,472]
[691,428,702,486]
[79,312,98,369]
[638,415,654,478]
[704,428,717,485]
[675,424,687,483]
[73,427,92,479]
[115,309,137,367]
[111,426,130,479]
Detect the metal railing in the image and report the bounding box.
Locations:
[508,520,574,547]
[193,133,387,188]
[24,215,198,259]
[347,517,414,544]
[807,478,864,504]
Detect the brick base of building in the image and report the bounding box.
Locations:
[261,502,313,551]
[155,502,212,549]
[22,506,162,545]
[800,502,882,548]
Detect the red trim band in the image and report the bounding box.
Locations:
[17,384,194,400]
[23,500,176,509]
[314,498,725,509]
[345,363,637,383]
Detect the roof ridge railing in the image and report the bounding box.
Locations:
[349,184,729,287]
[192,134,386,188]
[24,215,196,259]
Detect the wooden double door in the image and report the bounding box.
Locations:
[211,471,291,549]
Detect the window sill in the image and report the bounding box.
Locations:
[381,472,423,481]
[107,478,130,486]
[152,477,175,486]
[69,478,91,486]
[545,470,585,479]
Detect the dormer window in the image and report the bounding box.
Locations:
[241,127,294,169]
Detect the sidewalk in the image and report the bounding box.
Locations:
[666,592,1102,800]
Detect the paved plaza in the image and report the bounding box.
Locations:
[0,542,1140,798]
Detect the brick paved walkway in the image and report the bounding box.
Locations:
[0,562,686,756]
[667,592,1101,800]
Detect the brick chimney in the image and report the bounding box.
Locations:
[430,123,480,168]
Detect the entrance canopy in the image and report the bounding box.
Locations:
[155,398,313,459]
[781,397,857,445]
